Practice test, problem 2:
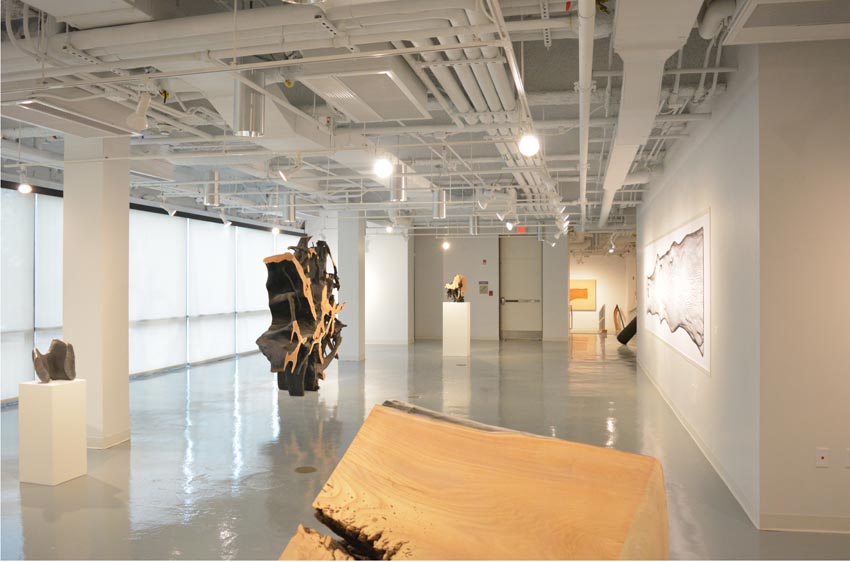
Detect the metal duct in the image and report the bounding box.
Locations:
[469,215,479,236]
[233,68,265,137]
[283,193,296,223]
[204,171,221,206]
[390,167,408,202]
[432,189,447,220]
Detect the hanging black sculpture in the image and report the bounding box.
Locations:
[257,236,345,396]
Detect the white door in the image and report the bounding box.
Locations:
[499,236,542,340]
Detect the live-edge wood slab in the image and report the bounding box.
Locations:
[282,401,668,560]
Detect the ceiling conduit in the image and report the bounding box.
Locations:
[597,0,703,228]
[577,0,595,230]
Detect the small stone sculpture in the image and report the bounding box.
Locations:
[257,236,345,396]
[444,274,466,303]
[32,339,76,383]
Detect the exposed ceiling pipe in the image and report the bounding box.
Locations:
[597,0,703,228]
[577,0,595,231]
[698,0,737,40]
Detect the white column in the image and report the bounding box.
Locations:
[337,211,365,361]
[63,136,130,449]
[542,238,570,341]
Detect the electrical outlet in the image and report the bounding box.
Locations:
[815,447,829,468]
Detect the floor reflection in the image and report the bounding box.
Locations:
[2,336,849,559]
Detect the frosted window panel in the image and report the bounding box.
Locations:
[236,227,274,312]
[188,220,235,316]
[129,210,187,321]
[1,189,34,332]
[129,319,187,374]
[188,315,235,363]
[34,194,63,328]
[273,233,301,255]
[237,310,271,353]
[1,331,34,401]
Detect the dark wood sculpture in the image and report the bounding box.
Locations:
[256,236,345,396]
[32,339,77,383]
[444,273,466,303]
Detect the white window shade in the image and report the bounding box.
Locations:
[237,310,271,353]
[130,319,186,374]
[236,227,274,312]
[129,210,187,322]
[188,220,235,316]
[1,189,35,400]
[34,194,63,329]
[189,315,235,363]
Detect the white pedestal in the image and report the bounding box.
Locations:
[443,302,471,357]
[19,379,87,486]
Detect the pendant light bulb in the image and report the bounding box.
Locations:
[441,240,451,251]
[373,157,394,179]
[386,225,394,234]
[505,220,515,231]
[518,133,540,157]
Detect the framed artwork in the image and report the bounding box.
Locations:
[643,211,711,371]
[569,279,597,311]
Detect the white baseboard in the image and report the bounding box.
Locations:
[637,359,761,529]
[760,513,850,534]
[87,429,130,450]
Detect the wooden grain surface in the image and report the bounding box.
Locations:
[289,404,668,560]
[280,525,354,560]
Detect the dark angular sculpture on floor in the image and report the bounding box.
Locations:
[444,274,466,303]
[32,339,77,383]
[257,236,345,396]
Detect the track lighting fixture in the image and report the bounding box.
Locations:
[233,68,265,137]
[550,241,557,247]
[496,210,507,222]
[126,93,151,132]
[518,132,540,157]
[373,156,394,179]
[220,212,232,227]
[161,203,177,217]
[17,169,32,194]
[505,220,515,232]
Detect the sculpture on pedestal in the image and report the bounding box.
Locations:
[32,339,76,383]
[257,236,345,396]
[444,274,466,303]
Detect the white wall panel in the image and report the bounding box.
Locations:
[365,234,412,344]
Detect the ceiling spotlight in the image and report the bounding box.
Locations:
[126,92,151,132]
[496,210,507,222]
[220,212,232,227]
[441,240,451,251]
[278,170,288,182]
[550,241,557,247]
[608,247,615,253]
[272,226,281,235]
[385,225,394,234]
[161,203,177,217]
[373,157,394,179]
[518,133,540,157]
[505,220,515,231]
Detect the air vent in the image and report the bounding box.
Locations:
[9,100,135,137]
[725,0,850,44]
[298,56,430,123]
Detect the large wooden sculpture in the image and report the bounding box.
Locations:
[281,401,669,560]
[257,237,345,396]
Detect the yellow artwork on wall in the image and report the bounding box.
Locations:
[570,279,597,311]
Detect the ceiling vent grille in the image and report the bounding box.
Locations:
[725,0,850,44]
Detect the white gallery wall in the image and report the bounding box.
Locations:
[757,40,850,532]
[365,233,413,344]
[569,254,630,333]
[414,235,568,341]
[637,46,762,525]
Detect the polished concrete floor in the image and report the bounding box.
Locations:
[2,336,849,560]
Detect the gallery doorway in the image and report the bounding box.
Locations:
[499,236,543,340]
